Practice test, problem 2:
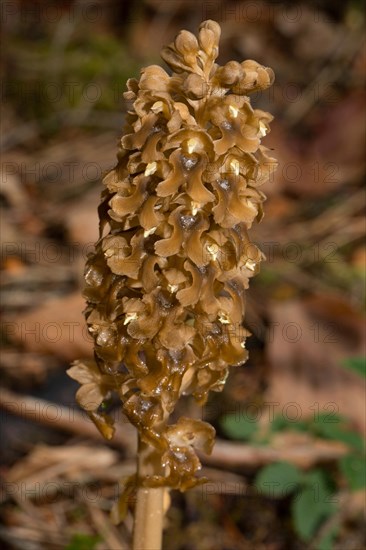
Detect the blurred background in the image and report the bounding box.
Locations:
[1,1,365,548]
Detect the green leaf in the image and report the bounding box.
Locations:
[66,534,100,550]
[292,486,334,542]
[312,419,365,452]
[312,412,343,426]
[339,454,366,491]
[220,413,258,441]
[318,526,339,550]
[342,357,366,378]
[270,414,309,434]
[255,462,302,498]
[303,469,337,505]
[302,469,331,493]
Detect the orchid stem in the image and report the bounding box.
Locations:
[133,486,164,550]
[133,437,165,550]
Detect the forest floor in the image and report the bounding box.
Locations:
[1,2,365,549]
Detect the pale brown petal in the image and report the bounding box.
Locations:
[176,260,203,306]
[76,383,105,411]
[154,207,185,257]
[67,360,100,385]
[109,175,148,218]
[139,65,170,92]
[165,417,216,454]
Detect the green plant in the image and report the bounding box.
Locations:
[342,356,366,378]
[220,398,365,547]
[220,413,259,441]
[255,463,336,543]
[66,533,100,550]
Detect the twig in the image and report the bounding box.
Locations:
[203,437,348,470]
[1,389,348,472]
[284,189,365,243]
[285,30,364,126]
[0,525,67,548]
[0,388,136,453]
[82,497,129,550]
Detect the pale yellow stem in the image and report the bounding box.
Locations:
[133,486,164,550]
[133,438,165,549]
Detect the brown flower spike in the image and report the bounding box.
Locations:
[68,20,276,496]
